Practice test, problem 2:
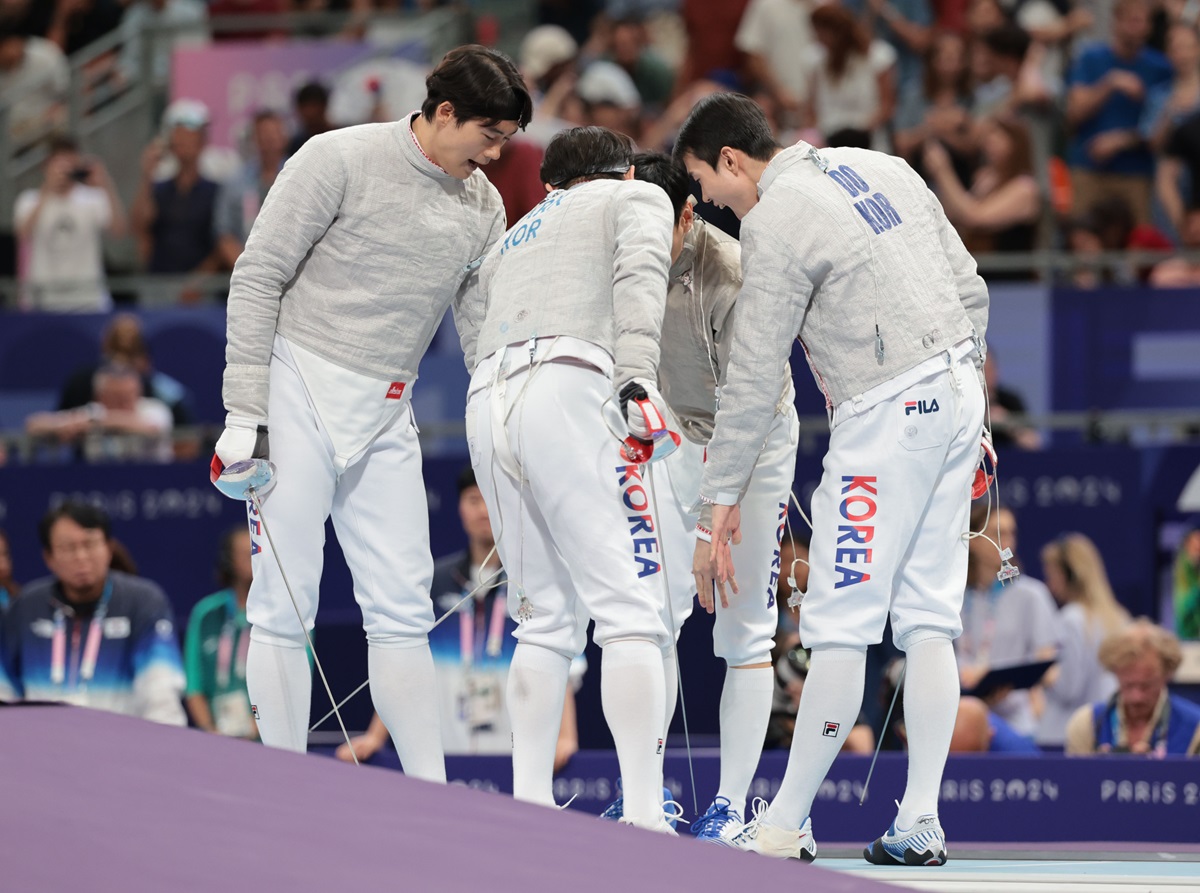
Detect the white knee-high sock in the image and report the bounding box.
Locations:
[507,642,571,806]
[246,635,312,752]
[368,642,446,783]
[767,647,866,830]
[716,664,774,815]
[896,636,958,828]
[660,646,678,778]
[602,639,666,826]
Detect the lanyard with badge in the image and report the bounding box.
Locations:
[458,581,507,732]
[216,591,251,689]
[50,577,113,687]
[213,592,255,737]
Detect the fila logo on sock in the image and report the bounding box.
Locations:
[656,738,664,754]
[822,721,840,737]
[251,704,261,720]
[386,382,406,400]
[904,399,939,415]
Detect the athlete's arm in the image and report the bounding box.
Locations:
[222,135,349,429]
[453,203,506,374]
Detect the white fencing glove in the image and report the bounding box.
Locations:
[211,421,273,500]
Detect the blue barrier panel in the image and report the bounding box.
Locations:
[308,749,1200,844]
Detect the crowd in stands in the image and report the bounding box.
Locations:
[3,496,1197,756]
[3,0,1200,307]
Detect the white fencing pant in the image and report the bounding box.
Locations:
[799,344,985,653]
[246,342,435,647]
[658,405,800,666]
[466,350,670,657]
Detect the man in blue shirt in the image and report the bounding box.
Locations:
[0,502,186,724]
[1065,0,1171,224]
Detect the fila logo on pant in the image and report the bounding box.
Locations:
[767,502,787,609]
[615,464,662,578]
[836,476,876,589]
[904,399,939,415]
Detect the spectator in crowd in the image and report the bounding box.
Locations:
[119,0,210,91]
[735,0,818,128]
[0,529,20,611]
[576,60,642,139]
[14,135,125,311]
[970,25,1050,120]
[1150,207,1200,285]
[893,30,974,170]
[0,502,186,725]
[1076,194,1175,285]
[515,24,579,146]
[57,313,194,429]
[287,80,334,156]
[808,3,898,150]
[982,350,1042,450]
[956,503,1059,738]
[1141,22,1200,154]
[1036,533,1130,747]
[1173,527,1200,639]
[847,0,934,100]
[0,22,69,149]
[1157,106,1200,238]
[46,0,123,57]
[337,468,582,767]
[131,99,221,287]
[676,0,750,90]
[1065,618,1200,755]
[184,527,257,739]
[604,11,674,110]
[950,694,1041,752]
[923,115,1042,262]
[1065,0,1172,225]
[215,109,288,270]
[26,363,174,462]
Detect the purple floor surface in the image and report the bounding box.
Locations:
[2,705,912,893]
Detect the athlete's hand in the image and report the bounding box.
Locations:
[693,538,721,613]
[709,503,741,604]
[619,377,669,442]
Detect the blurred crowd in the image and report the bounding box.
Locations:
[4,0,1200,310]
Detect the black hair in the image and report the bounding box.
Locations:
[295,81,329,107]
[672,92,779,169]
[540,126,633,189]
[0,21,28,44]
[421,44,533,130]
[982,24,1031,62]
[456,465,478,495]
[39,502,111,551]
[632,151,690,223]
[45,134,79,157]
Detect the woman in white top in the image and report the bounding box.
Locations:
[1036,533,1130,747]
[807,3,896,151]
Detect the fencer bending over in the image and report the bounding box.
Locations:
[675,93,988,866]
[457,126,678,831]
[629,152,800,846]
[215,45,531,777]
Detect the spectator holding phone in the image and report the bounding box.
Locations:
[13,135,125,312]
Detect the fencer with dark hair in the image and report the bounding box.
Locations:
[214,44,531,777]
[675,92,989,865]
[456,125,679,831]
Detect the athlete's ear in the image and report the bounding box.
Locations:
[719,146,739,175]
[624,164,636,181]
[435,101,456,127]
[544,182,554,193]
[680,200,695,235]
